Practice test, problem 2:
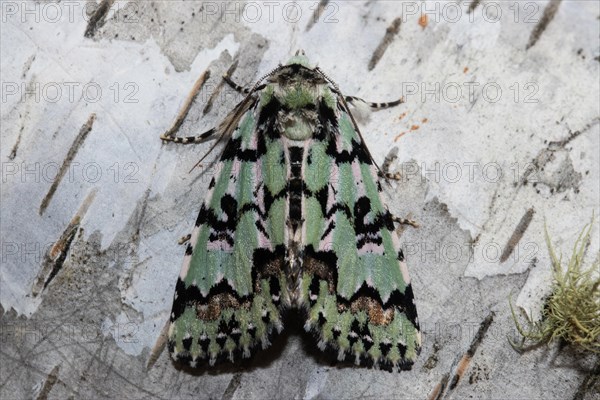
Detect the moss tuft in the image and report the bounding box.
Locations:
[509,216,600,353]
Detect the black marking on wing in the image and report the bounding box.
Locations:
[304,245,339,284]
[325,135,372,164]
[217,315,241,345]
[320,220,336,242]
[171,279,250,321]
[288,146,304,230]
[196,195,237,245]
[398,249,405,262]
[308,276,320,307]
[182,336,193,351]
[353,196,395,249]
[263,186,289,213]
[257,97,282,140]
[251,246,286,289]
[220,136,266,162]
[304,266,418,329]
[317,101,372,164]
[317,98,338,137]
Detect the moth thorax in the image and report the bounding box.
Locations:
[281,110,317,140]
[275,82,320,141]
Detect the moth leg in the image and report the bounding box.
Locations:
[345,95,404,110]
[378,147,401,180]
[392,215,419,228]
[178,234,191,245]
[160,127,217,144]
[223,75,251,94]
[379,170,402,180]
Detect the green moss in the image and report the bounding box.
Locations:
[509,217,600,353]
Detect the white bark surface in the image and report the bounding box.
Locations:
[1,1,598,399]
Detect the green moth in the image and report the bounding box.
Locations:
[161,51,421,371]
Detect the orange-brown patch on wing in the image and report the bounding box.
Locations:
[304,256,336,293]
[253,256,285,291]
[350,297,395,325]
[195,293,250,320]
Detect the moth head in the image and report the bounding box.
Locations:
[286,49,311,68]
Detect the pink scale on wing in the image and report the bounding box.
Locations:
[179,259,190,279]
[319,163,338,251]
[326,163,339,211]
[351,161,366,198]
[255,180,272,250]
[179,228,202,278]
[248,127,258,149]
[228,158,242,193]
[257,229,271,249]
[398,260,411,284]
[207,239,233,252]
[255,162,264,203]
[320,231,334,252]
[227,277,236,291]
[367,163,379,178]
[254,162,267,215]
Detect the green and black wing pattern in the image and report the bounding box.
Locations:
[297,106,421,371]
[167,52,420,371]
[168,100,291,366]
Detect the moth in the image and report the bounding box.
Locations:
[161,51,421,371]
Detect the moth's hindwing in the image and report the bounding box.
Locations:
[168,104,289,366]
[298,109,421,371]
